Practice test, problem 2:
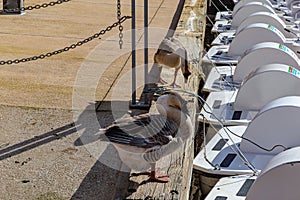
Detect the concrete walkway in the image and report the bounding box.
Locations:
[0,0,178,109]
[0,0,187,199]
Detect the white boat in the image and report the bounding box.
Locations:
[215,0,300,25]
[194,96,300,195]
[199,64,300,125]
[203,23,300,65]
[203,42,300,92]
[212,11,300,45]
[215,0,279,21]
[205,146,300,199]
[213,2,276,33]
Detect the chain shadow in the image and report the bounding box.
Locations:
[0,122,77,161]
[0,100,145,199]
[0,101,114,161]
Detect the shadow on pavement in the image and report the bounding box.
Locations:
[72,101,149,199]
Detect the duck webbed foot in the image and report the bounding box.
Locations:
[149,170,169,183]
[148,163,169,183]
[158,78,168,85]
[168,71,181,88]
[168,81,181,88]
[131,169,169,183]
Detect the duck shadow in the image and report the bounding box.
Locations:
[74,100,148,146]
[72,100,151,199]
[70,144,140,200]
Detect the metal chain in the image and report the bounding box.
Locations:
[1,0,71,13]
[0,16,131,65]
[117,0,124,49]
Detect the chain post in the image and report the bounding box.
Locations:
[3,0,24,14]
[1,0,71,13]
[117,0,124,49]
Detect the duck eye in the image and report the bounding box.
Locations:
[169,104,181,110]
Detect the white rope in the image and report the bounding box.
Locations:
[170,89,258,173]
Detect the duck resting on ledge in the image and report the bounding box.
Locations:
[154,37,192,88]
[100,92,193,182]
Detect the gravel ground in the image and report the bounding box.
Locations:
[0,0,183,199]
[0,105,131,200]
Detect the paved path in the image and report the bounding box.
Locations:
[0,0,178,109]
[0,0,182,199]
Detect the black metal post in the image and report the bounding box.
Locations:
[131,0,137,105]
[144,0,149,104]
[129,0,150,110]
[2,0,24,14]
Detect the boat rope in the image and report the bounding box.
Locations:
[225,126,289,152]
[199,112,257,173]
[163,88,258,173]
[215,0,231,12]
[221,126,258,173]
[199,113,220,170]
[209,0,221,13]
[187,89,257,173]
[187,85,289,159]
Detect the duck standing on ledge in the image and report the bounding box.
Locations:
[101,92,193,182]
[154,37,192,88]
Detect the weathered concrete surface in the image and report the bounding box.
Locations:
[0,0,177,109]
[0,0,184,199]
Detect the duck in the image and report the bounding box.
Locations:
[154,37,192,88]
[100,92,193,183]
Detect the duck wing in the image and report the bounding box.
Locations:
[158,37,182,53]
[103,114,178,148]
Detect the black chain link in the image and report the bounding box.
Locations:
[0,16,131,65]
[117,0,124,49]
[1,0,71,13]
